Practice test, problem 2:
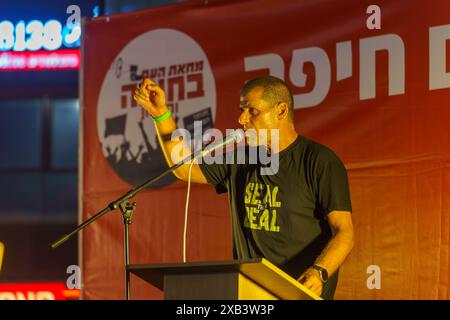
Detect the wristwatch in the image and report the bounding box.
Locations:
[311,265,329,283]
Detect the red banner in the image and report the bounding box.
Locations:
[81,0,450,299]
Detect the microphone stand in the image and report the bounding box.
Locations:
[50,147,205,300]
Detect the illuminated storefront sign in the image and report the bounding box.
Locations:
[0,49,80,70]
[0,16,81,70]
[0,19,80,51]
[0,283,80,300]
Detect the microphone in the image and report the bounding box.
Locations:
[201,129,245,157]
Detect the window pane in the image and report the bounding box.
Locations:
[0,172,43,219]
[43,172,77,218]
[51,99,79,169]
[0,99,42,168]
[0,172,77,220]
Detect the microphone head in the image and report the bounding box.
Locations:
[202,129,245,156]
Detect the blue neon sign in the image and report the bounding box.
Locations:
[0,19,81,51]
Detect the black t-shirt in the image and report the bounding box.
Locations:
[199,135,352,280]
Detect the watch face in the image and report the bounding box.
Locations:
[321,268,329,282]
[313,265,329,282]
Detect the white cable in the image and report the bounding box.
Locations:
[181,130,243,262]
[182,160,196,263]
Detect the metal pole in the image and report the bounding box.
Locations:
[124,221,130,300]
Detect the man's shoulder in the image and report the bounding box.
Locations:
[298,136,343,164]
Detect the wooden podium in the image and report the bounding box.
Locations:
[127,258,321,300]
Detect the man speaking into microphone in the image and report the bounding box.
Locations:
[133,76,354,300]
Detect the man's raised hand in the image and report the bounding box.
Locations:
[133,78,168,117]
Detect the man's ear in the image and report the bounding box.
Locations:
[276,102,289,120]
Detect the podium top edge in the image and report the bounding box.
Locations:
[127,258,264,272]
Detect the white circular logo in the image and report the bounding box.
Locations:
[97,28,216,188]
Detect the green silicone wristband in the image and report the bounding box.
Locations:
[153,109,172,123]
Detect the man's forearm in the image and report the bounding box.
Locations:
[314,229,354,277]
[153,111,181,166]
[152,110,207,183]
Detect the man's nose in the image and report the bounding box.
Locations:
[238,111,249,126]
